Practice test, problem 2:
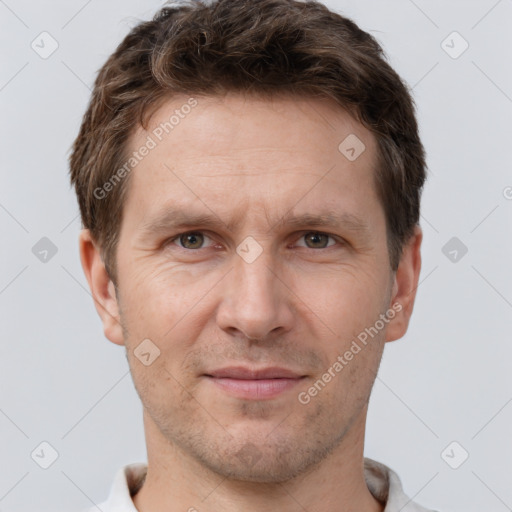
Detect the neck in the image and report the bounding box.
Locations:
[133,408,384,512]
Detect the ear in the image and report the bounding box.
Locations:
[78,229,125,346]
[385,224,422,343]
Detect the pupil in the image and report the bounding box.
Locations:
[183,233,202,248]
[308,233,326,248]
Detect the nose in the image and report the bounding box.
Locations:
[215,245,295,342]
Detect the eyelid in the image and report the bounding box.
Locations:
[166,230,345,251]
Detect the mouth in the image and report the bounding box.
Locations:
[203,366,307,400]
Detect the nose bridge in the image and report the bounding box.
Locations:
[234,240,278,303]
[217,238,291,340]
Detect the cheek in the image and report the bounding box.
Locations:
[311,328,384,409]
[120,261,210,332]
[117,274,213,390]
[127,353,197,429]
[300,264,388,334]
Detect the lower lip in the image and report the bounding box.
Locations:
[206,377,304,400]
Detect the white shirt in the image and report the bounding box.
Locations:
[85,457,438,512]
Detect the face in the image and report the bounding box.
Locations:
[81,92,421,483]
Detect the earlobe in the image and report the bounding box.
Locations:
[78,229,125,346]
[385,225,422,343]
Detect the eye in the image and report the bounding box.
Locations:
[295,232,339,249]
[165,230,343,252]
[170,231,214,250]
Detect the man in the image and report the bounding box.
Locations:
[69,0,438,510]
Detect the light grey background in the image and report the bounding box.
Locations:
[1,1,511,511]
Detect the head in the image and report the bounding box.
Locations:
[71,0,426,483]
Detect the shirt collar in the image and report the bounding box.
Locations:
[363,458,435,511]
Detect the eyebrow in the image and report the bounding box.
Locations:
[138,208,372,240]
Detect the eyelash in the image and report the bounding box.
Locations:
[165,231,345,252]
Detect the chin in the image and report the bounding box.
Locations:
[188,434,337,484]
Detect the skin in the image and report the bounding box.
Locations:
[79,92,422,512]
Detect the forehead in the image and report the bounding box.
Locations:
[136,92,374,162]
[122,93,381,228]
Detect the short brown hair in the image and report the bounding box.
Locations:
[69,0,426,286]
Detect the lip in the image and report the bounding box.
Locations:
[204,366,307,400]
[206,366,303,379]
